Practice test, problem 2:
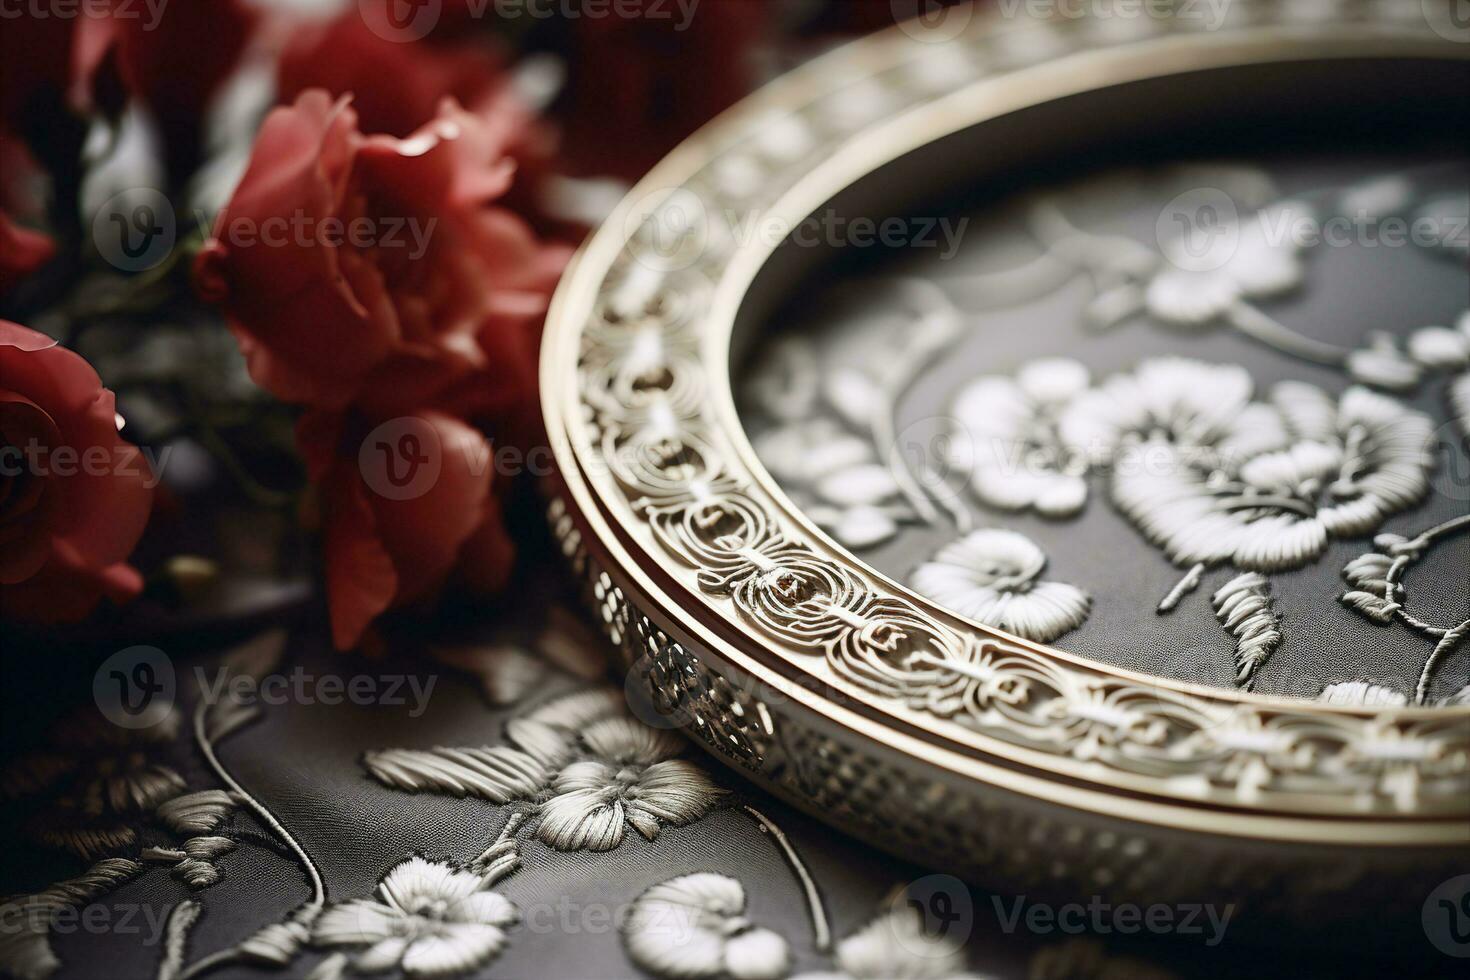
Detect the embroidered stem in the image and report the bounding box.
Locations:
[193,702,325,908]
[175,701,328,980]
[156,900,201,980]
[1226,301,1348,367]
[471,809,528,884]
[738,804,830,953]
[1417,619,1469,705]
[1157,563,1205,613]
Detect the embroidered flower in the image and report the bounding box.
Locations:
[949,358,1091,517]
[366,689,724,852]
[1144,203,1307,327]
[910,530,1090,643]
[793,906,980,980]
[536,717,725,851]
[313,857,517,978]
[1,707,187,858]
[1065,358,1433,576]
[623,873,790,980]
[753,417,908,550]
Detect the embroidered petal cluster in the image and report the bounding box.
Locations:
[313,857,517,978]
[910,529,1090,643]
[1035,357,1434,574]
[948,358,1091,517]
[365,689,725,853]
[623,873,790,980]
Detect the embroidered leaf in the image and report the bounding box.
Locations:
[363,745,550,803]
[0,859,142,980]
[1211,572,1282,689]
[157,900,202,980]
[1319,680,1408,707]
[236,906,320,966]
[432,643,548,707]
[157,790,241,834]
[1452,370,1470,438]
[831,906,972,980]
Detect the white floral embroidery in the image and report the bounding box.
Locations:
[792,906,981,980]
[1319,681,1408,708]
[1338,517,1470,704]
[911,530,1090,643]
[623,873,790,980]
[312,857,518,978]
[366,689,725,852]
[754,417,911,550]
[1069,359,1433,579]
[1452,370,1470,439]
[0,859,140,980]
[1210,573,1283,690]
[1,708,188,859]
[949,358,1091,517]
[536,718,725,851]
[1146,203,1307,328]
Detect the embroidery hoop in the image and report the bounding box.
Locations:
[542,1,1470,907]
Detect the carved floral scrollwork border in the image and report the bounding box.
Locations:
[549,1,1470,823]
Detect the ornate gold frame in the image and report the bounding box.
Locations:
[542,0,1470,899]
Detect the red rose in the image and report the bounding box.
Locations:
[194,90,568,414]
[560,0,768,180]
[277,13,508,140]
[0,321,154,625]
[0,211,55,297]
[72,0,257,124]
[297,408,511,650]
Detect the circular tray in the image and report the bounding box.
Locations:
[541,1,1470,929]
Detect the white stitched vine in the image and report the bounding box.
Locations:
[1338,515,1470,704]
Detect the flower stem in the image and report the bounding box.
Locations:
[1417,619,1469,705]
[175,700,327,980]
[1157,563,1205,613]
[739,803,831,953]
[1226,302,1348,367]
